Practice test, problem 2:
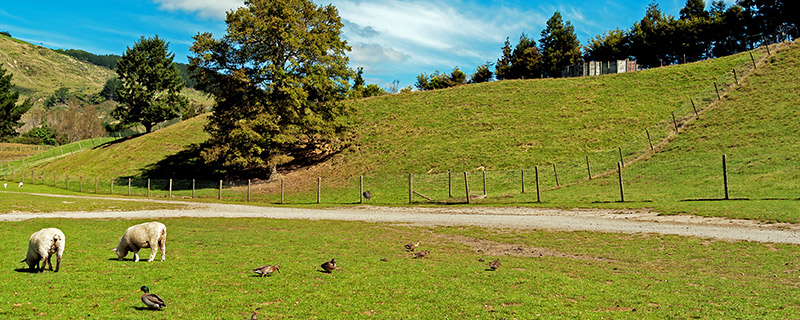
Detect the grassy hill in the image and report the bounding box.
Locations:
[0,34,115,103]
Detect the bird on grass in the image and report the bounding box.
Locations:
[321,258,337,273]
[404,241,421,252]
[413,250,430,259]
[362,190,372,200]
[137,285,166,310]
[489,259,501,271]
[253,264,280,277]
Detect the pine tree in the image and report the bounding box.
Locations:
[0,65,32,140]
[539,12,581,78]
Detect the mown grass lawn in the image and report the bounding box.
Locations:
[0,217,798,319]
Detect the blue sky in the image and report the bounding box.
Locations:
[0,0,735,90]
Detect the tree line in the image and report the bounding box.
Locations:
[416,0,797,90]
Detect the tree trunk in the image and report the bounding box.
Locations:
[144,123,153,133]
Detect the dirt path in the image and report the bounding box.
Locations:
[4,192,800,244]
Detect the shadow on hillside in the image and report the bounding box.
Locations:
[140,144,222,180]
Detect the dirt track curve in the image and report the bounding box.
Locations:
[4,192,800,244]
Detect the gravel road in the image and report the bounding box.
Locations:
[5,192,800,244]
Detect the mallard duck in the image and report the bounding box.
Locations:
[489,259,501,270]
[253,264,280,277]
[413,250,430,259]
[404,241,421,252]
[137,285,166,310]
[321,258,336,273]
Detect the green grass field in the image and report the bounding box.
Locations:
[0,218,797,319]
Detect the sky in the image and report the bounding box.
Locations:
[0,0,736,90]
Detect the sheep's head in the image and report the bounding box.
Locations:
[112,245,129,259]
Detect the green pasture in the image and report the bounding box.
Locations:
[0,218,797,319]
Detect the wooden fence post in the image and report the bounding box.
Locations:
[691,98,698,116]
[618,162,625,202]
[66,175,69,190]
[535,166,541,203]
[646,129,654,150]
[192,179,195,199]
[128,178,131,196]
[110,178,114,194]
[359,175,364,204]
[482,169,487,196]
[169,179,173,199]
[714,82,721,100]
[408,173,413,204]
[448,170,452,198]
[463,172,470,204]
[281,179,284,204]
[80,176,83,192]
[618,146,624,167]
[54,172,56,187]
[672,112,679,132]
[95,177,98,193]
[749,52,756,68]
[553,163,560,187]
[219,180,223,200]
[316,177,321,204]
[146,179,150,197]
[733,68,738,85]
[521,169,525,193]
[247,179,250,202]
[723,154,729,200]
[586,156,592,180]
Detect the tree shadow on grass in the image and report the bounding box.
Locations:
[140,143,223,180]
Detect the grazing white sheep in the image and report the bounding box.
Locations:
[18,181,23,188]
[112,222,167,262]
[22,228,65,273]
[3,183,7,188]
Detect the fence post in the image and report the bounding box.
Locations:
[482,169,487,196]
[147,179,150,197]
[723,154,729,200]
[169,179,173,199]
[617,162,625,202]
[80,176,83,192]
[54,172,56,187]
[553,163,560,187]
[691,98,698,116]
[408,173,413,204]
[128,178,131,196]
[95,177,98,193]
[281,179,284,204]
[733,68,738,85]
[463,172,470,204]
[521,169,525,193]
[317,177,321,204]
[448,170,452,198]
[66,175,69,190]
[247,179,250,202]
[219,180,223,200]
[714,82,721,100]
[359,175,363,204]
[586,156,592,180]
[618,146,624,167]
[535,166,541,203]
[30,169,33,184]
[192,179,195,199]
[646,129,654,150]
[749,52,756,69]
[110,178,114,195]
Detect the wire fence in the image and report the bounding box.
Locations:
[0,43,794,205]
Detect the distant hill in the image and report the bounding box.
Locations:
[54,48,197,88]
[0,34,115,104]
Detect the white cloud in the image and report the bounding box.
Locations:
[151,0,243,19]
[349,43,410,64]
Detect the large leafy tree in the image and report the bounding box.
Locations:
[629,2,672,68]
[0,65,32,140]
[539,12,581,78]
[585,28,630,61]
[114,35,188,133]
[189,0,353,176]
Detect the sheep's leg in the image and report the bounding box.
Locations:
[55,253,61,272]
[46,254,53,271]
[148,247,157,262]
[39,259,46,273]
[133,251,140,262]
[159,238,166,262]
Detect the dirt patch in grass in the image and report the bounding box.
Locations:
[432,233,617,262]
